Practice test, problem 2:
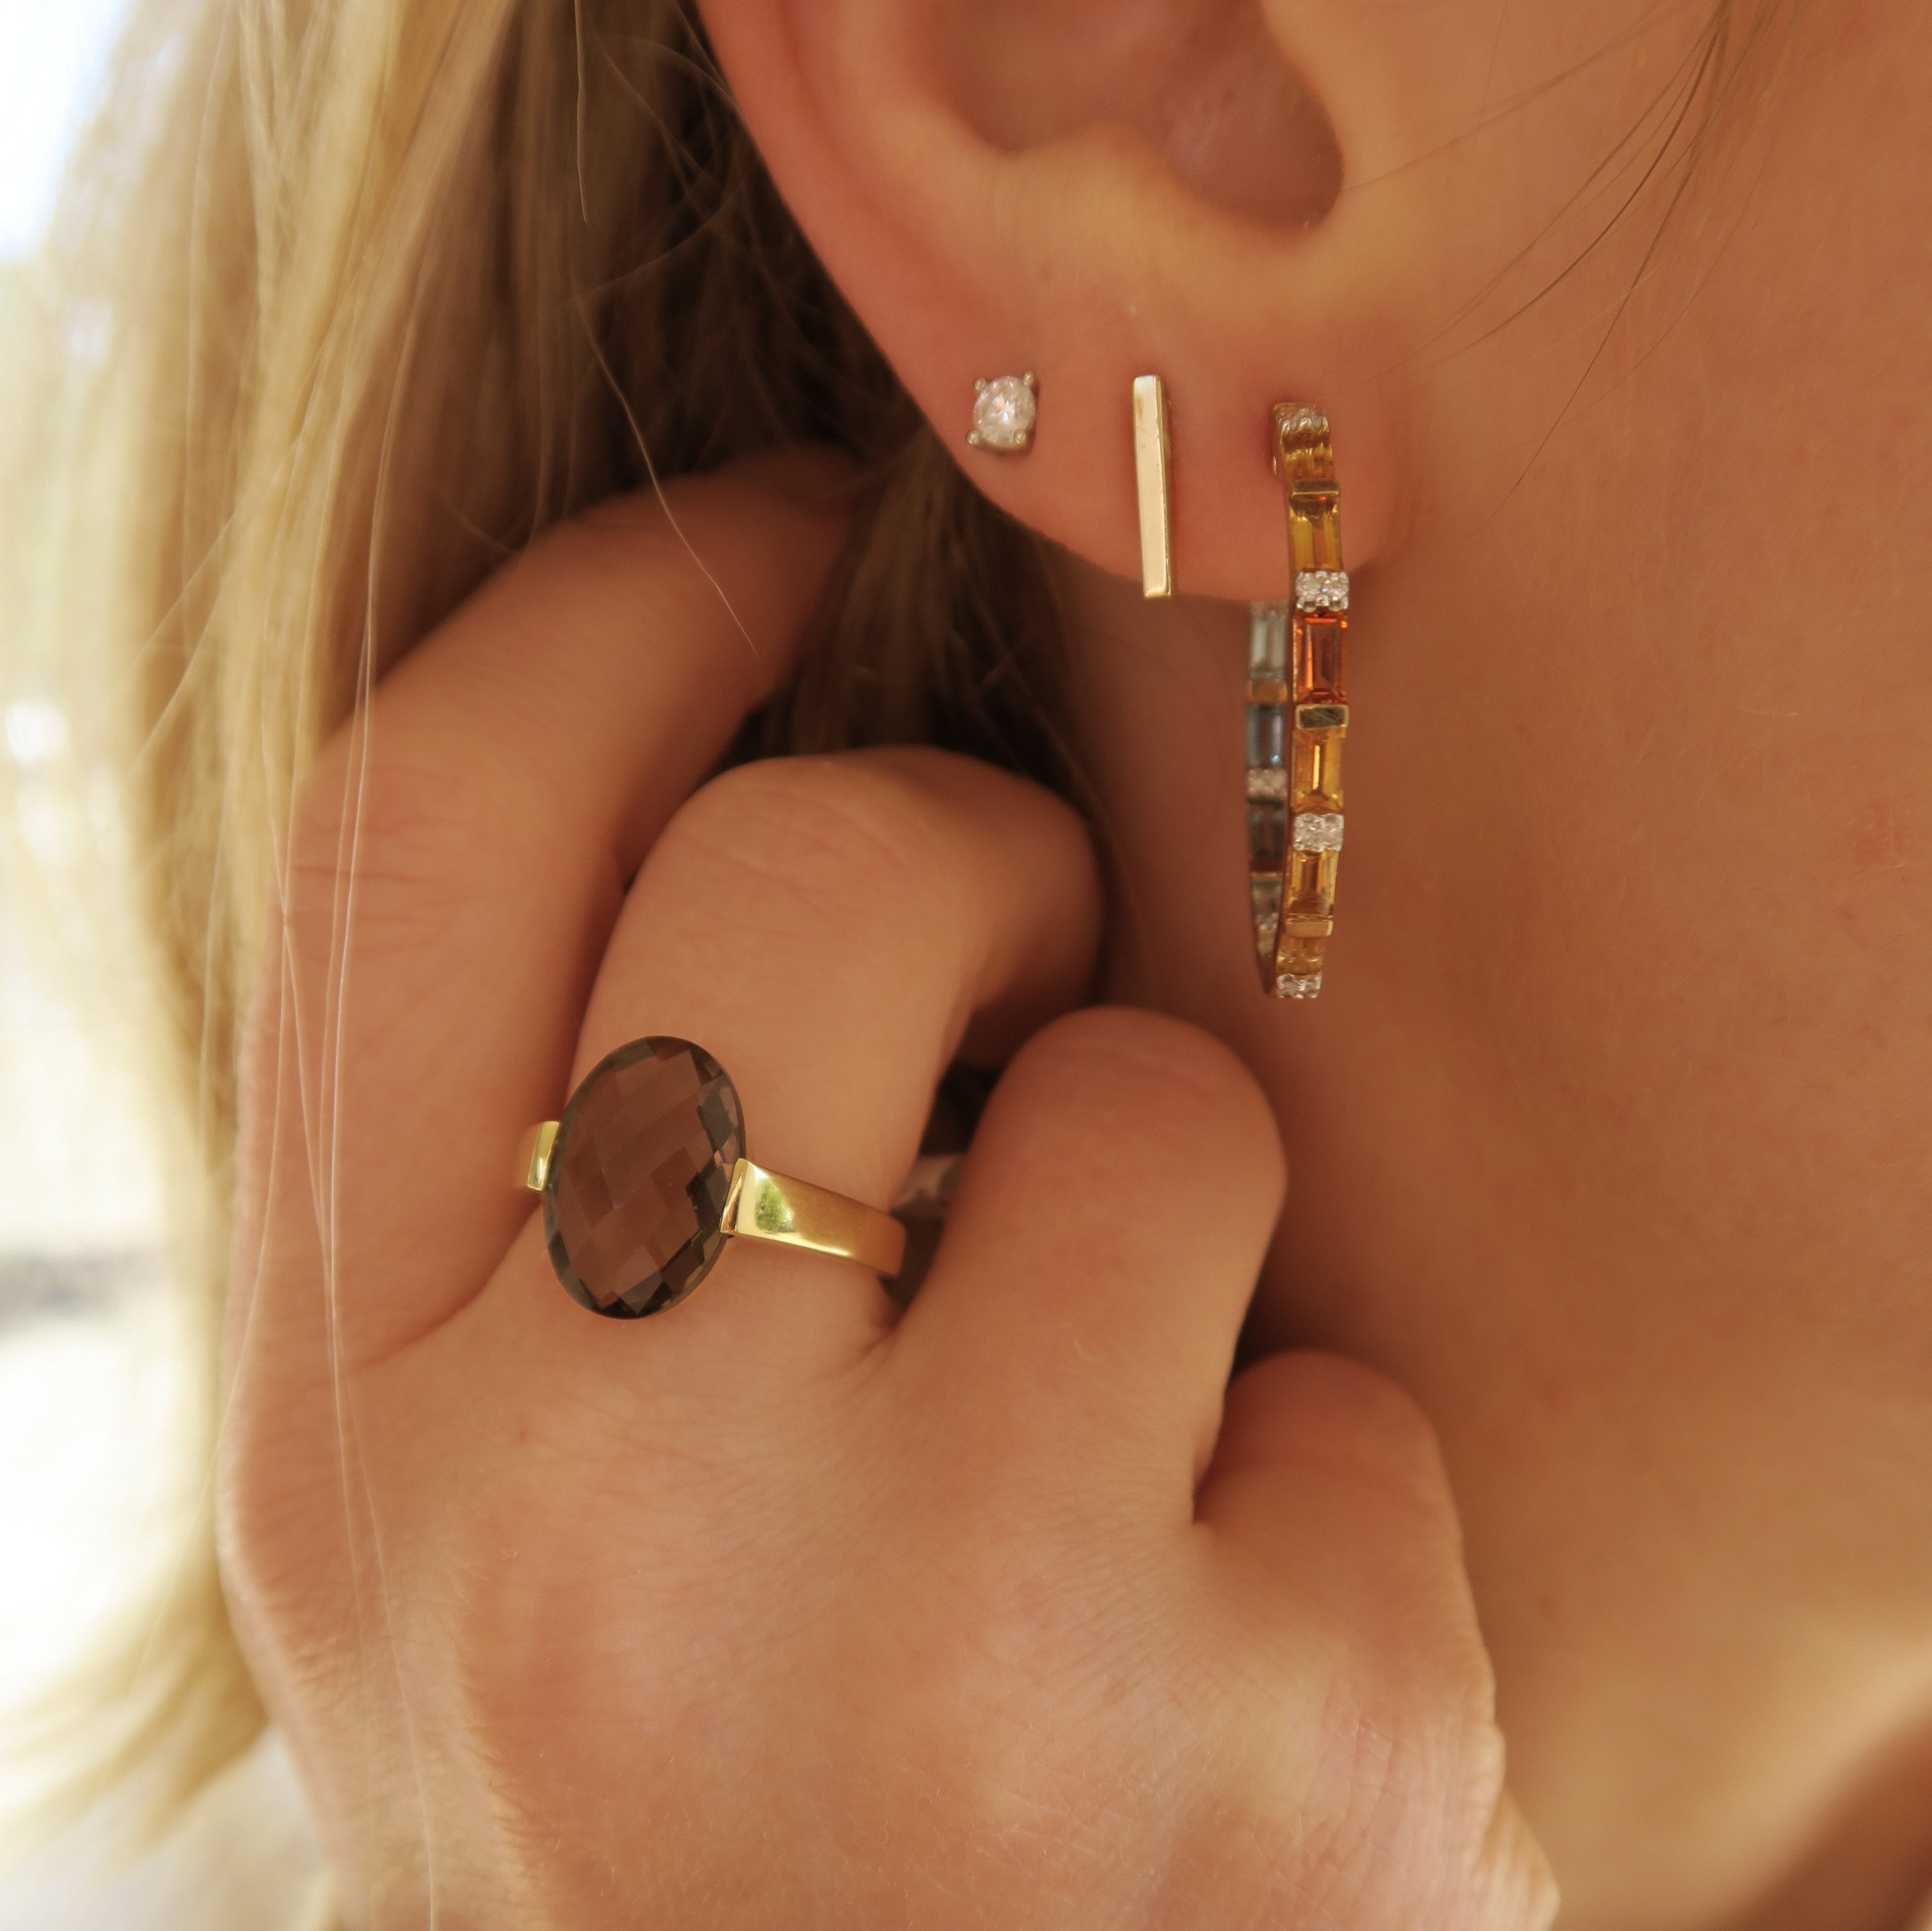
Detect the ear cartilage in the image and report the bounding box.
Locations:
[1131,374,1174,598]
[966,372,1038,453]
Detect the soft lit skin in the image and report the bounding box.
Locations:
[693,0,1932,1921]
[221,463,1552,1929]
[215,2,1932,1928]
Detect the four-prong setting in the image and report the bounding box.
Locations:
[968,373,1038,454]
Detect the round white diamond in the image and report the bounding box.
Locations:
[1293,812,1345,853]
[970,376,1036,453]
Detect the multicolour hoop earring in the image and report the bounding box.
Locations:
[1246,406,1347,1001]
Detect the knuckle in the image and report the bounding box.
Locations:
[1490,1810,1562,1931]
[663,755,947,927]
[286,740,531,949]
[1304,1669,1526,1927]
[1007,1007,1286,1188]
[1257,1352,1453,1515]
[1225,1664,1519,1928]
[216,1381,351,1681]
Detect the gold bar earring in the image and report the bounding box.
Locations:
[1132,375,1174,598]
[1247,405,1347,1000]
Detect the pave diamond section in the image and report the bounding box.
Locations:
[1296,570,1349,613]
[1293,812,1344,852]
[968,374,1037,453]
[1276,974,1323,1000]
[1278,407,1329,438]
[1247,768,1288,801]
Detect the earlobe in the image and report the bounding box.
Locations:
[697,0,1416,599]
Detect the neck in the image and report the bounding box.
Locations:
[1052,555,1932,1930]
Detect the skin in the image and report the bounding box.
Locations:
[219,0,1932,1925]
[221,463,1551,1928]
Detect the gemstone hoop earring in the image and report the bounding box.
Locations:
[1246,405,1347,1000]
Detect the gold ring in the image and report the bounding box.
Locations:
[521,1036,907,1319]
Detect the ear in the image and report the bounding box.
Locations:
[679,0,1433,595]
[694,0,1715,598]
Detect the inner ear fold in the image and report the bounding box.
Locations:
[923,0,1341,230]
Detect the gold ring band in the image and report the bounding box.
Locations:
[724,1159,907,1275]
[521,1036,906,1321]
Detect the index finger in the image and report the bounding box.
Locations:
[239,452,852,1368]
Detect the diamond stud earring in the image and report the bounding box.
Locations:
[967,373,1038,454]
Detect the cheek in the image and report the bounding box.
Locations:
[1542,59,1932,1242]
[1345,0,1932,1290]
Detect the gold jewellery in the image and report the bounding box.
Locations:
[522,1036,906,1319]
[1132,374,1175,598]
[1248,405,1347,1000]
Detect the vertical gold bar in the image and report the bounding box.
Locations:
[1132,375,1174,599]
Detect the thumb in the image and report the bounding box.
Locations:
[1197,1350,1480,1666]
[1198,1349,1557,1929]
[1477,1791,1561,1929]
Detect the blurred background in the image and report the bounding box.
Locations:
[0,4,325,1921]
[0,0,169,1738]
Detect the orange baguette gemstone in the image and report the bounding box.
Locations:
[1292,727,1345,814]
[1294,615,1347,703]
[1284,847,1340,918]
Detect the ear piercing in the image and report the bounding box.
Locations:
[968,373,1038,453]
[1248,405,1348,1000]
[1131,375,1174,598]
[967,368,1175,598]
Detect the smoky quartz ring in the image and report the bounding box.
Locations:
[520,1036,908,1319]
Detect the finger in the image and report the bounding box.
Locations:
[246,452,852,1364]
[489,747,1101,1363]
[1201,1355,1552,1929]
[893,1007,1287,1499]
[1477,1791,1561,1930]
[1198,1351,1491,1706]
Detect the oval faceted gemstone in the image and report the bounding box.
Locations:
[543,1037,746,1318]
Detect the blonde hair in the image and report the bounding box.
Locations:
[5,0,1786,1867]
[10,0,1074,1847]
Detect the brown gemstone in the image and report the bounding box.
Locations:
[543,1037,746,1319]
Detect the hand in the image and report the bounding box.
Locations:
[219,452,1556,1929]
